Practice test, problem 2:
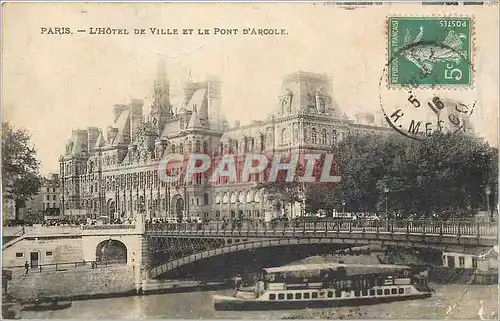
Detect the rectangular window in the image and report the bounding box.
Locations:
[53,195,56,201]
[377,289,383,295]
[303,293,310,299]
[46,251,53,256]
[384,289,390,295]
[370,289,376,296]
[16,252,23,258]
[398,288,404,294]
[46,195,50,201]
[286,293,293,300]
[391,288,397,295]
[459,256,465,268]
[327,291,333,298]
[472,257,478,269]
[278,293,285,300]
[362,290,368,296]
[335,290,342,298]
[53,188,56,193]
[311,292,318,299]
[269,294,276,300]
[295,293,302,300]
[447,256,456,268]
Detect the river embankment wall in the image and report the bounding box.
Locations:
[6,265,137,300]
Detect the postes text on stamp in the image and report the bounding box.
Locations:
[388,17,472,87]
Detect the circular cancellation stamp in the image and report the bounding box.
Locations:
[380,16,476,140]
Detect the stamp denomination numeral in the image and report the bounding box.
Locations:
[445,63,463,81]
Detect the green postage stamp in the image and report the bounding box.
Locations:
[387,17,472,87]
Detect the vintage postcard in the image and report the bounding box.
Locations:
[1,1,498,319]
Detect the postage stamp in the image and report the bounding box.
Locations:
[387,17,472,87]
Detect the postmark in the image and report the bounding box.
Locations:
[379,66,476,141]
[387,16,473,87]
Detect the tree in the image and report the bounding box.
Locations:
[383,132,498,219]
[2,122,41,220]
[255,130,497,220]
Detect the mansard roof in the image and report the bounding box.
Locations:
[186,107,203,129]
[111,108,130,145]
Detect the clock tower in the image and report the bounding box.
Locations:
[150,59,173,134]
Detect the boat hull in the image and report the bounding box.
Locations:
[214,293,431,311]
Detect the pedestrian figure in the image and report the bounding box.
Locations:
[24,261,29,274]
[234,274,243,289]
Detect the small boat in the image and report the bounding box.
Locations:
[2,302,22,319]
[213,263,432,311]
[23,297,72,312]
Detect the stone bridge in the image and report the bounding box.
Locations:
[145,219,497,279]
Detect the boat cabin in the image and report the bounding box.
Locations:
[257,263,421,293]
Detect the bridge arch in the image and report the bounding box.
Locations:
[148,237,460,279]
[96,239,127,264]
[147,233,496,279]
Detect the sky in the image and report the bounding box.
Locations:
[2,2,498,175]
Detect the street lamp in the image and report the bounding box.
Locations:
[342,201,346,213]
[384,187,389,216]
[485,184,491,221]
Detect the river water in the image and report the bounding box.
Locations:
[21,283,497,320]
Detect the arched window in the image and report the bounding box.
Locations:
[321,129,327,145]
[280,128,289,145]
[203,193,209,205]
[222,193,228,204]
[230,192,237,204]
[246,191,253,203]
[337,131,343,143]
[332,130,338,145]
[215,193,221,204]
[254,191,261,203]
[311,128,317,144]
[171,144,176,153]
[293,126,299,144]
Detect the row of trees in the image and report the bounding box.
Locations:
[258,131,498,219]
[2,122,41,221]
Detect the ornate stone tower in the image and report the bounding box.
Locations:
[150,59,173,135]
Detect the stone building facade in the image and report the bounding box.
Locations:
[19,173,62,220]
[59,61,391,222]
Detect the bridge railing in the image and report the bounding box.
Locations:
[81,224,136,230]
[145,219,497,237]
[3,259,126,273]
